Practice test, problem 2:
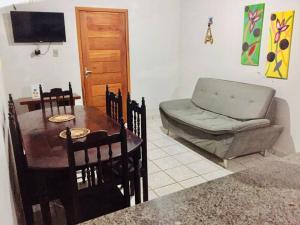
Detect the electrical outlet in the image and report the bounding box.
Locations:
[53,49,59,57]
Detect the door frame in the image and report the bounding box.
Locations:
[75,7,131,105]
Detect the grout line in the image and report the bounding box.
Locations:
[152,157,183,171]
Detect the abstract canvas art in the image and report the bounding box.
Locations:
[241,3,265,66]
[265,11,295,79]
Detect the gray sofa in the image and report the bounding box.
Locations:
[159,78,283,167]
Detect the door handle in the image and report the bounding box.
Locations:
[84,67,92,77]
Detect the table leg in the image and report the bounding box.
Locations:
[133,150,141,204]
[37,175,52,225]
[40,196,52,225]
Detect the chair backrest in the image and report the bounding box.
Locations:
[8,94,23,151]
[8,112,34,224]
[39,82,74,111]
[106,85,122,123]
[127,94,147,189]
[8,112,27,175]
[66,121,130,219]
[127,94,147,141]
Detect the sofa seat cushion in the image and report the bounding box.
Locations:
[160,99,270,135]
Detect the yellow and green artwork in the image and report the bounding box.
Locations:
[265,11,295,79]
[241,3,265,66]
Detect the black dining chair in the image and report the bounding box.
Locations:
[8,110,35,225]
[127,94,148,203]
[8,94,68,225]
[105,85,123,123]
[62,120,130,225]
[39,82,74,111]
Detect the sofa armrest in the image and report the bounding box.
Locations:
[159,99,193,111]
[233,119,270,133]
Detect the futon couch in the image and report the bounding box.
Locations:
[159,78,283,167]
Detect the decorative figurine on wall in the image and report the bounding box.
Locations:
[205,17,214,44]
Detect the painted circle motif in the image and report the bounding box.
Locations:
[267,52,276,62]
[280,39,289,50]
[253,28,261,37]
[242,42,249,52]
[271,14,277,21]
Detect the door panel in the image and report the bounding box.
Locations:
[90,73,122,85]
[88,50,121,62]
[92,83,121,97]
[88,37,121,50]
[88,62,121,74]
[87,25,121,38]
[76,7,130,116]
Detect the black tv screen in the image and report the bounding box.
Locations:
[11,11,66,43]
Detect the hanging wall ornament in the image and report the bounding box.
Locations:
[204,17,214,44]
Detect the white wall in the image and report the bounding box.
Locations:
[0,59,17,225]
[179,0,300,154]
[0,0,181,115]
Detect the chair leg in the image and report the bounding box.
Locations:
[40,196,52,225]
[81,169,86,183]
[133,153,141,205]
[23,203,34,225]
[142,172,148,202]
[60,198,75,225]
[129,180,135,196]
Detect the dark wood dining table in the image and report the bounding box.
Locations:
[18,105,143,225]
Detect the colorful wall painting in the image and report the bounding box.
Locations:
[241,3,265,66]
[265,11,295,79]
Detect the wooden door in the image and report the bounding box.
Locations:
[76,7,130,114]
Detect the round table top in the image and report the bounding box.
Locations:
[18,106,142,170]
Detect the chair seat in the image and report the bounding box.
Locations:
[160,99,270,135]
[76,185,125,223]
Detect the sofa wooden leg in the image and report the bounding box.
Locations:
[260,150,267,157]
[223,159,228,169]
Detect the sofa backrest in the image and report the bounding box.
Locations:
[192,78,275,120]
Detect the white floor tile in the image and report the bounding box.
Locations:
[148,149,168,160]
[154,183,183,197]
[173,152,205,164]
[148,132,167,141]
[187,160,221,175]
[153,156,181,170]
[148,161,162,174]
[148,190,158,200]
[165,165,198,182]
[147,142,159,150]
[148,171,175,189]
[179,176,207,188]
[162,145,189,156]
[153,137,177,148]
[201,170,232,181]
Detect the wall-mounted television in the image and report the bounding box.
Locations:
[10,11,66,43]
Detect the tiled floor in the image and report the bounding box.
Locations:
[145,116,281,200]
